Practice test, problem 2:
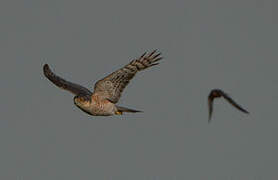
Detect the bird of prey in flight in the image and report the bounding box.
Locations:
[43,50,162,116]
[208,89,249,122]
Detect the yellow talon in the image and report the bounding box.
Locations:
[115,111,123,115]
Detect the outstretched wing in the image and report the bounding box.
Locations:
[43,64,92,96]
[93,50,162,103]
[220,91,249,114]
[208,94,214,122]
[208,89,249,122]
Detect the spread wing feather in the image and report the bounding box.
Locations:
[93,50,162,103]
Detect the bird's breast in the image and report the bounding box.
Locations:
[90,95,116,116]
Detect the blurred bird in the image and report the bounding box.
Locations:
[208,89,249,122]
[43,50,162,116]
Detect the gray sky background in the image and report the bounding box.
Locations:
[0,0,277,179]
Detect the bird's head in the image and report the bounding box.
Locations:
[73,95,91,108]
[210,89,222,98]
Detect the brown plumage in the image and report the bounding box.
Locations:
[208,89,249,122]
[93,50,162,103]
[43,50,162,116]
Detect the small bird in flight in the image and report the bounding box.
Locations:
[43,50,162,116]
[208,89,249,122]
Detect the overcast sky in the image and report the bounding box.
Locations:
[0,0,277,179]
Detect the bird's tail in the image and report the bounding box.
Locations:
[115,105,142,115]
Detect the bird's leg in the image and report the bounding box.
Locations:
[115,111,123,115]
